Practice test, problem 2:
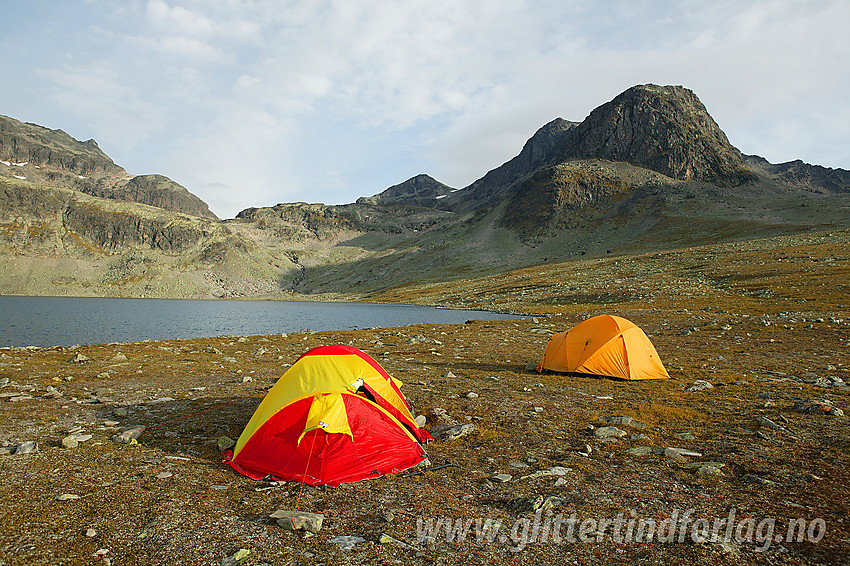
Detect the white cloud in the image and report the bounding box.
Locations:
[2,0,847,218]
[146,0,216,36]
[36,64,167,154]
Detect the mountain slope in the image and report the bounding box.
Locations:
[442,117,578,212]
[1,83,849,300]
[744,154,850,194]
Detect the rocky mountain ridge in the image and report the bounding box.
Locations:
[0,114,218,220]
[2,84,849,299]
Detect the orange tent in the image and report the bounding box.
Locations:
[225,345,430,486]
[537,315,669,380]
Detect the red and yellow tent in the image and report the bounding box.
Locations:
[225,345,431,486]
[537,315,669,380]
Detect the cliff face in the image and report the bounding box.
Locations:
[84,174,219,221]
[0,178,215,254]
[0,116,119,176]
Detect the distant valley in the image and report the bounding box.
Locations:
[1,84,848,301]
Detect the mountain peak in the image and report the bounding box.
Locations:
[357,174,455,207]
[558,84,756,185]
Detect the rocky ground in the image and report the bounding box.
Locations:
[0,229,848,565]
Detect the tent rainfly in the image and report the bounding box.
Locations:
[537,315,669,380]
[225,344,431,486]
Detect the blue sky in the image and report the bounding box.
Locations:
[1,0,848,219]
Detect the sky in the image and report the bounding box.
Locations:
[1,1,848,219]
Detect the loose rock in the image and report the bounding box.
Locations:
[221,548,251,566]
[270,510,324,533]
[600,415,646,429]
[14,441,38,455]
[432,423,476,442]
[594,426,627,439]
[113,427,145,444]
[794,399,844,416]
[685,380,714,392]
[328,535,366,551]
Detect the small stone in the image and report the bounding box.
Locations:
[221,548,251,566]
[600,415,646,429]
[626,446,653,456]
[794,399,844,416]
[429,407,456,424]
[96,372,110,379]
[86,528,97,538]
[414,415,427,428]
[270,510,324,533]
[696,465,725,477]
[662,447,702,459]
[113,427,145,444]
[492,473,513,483]
[525,361,538,372]
[685,380,714,392]
[61,435,79,449]
[56,493,81,501]
[594,426,627,439]
[742,474,775,485]
[111,352,128,362]
[75,434,93,442]
[156,471,173,479]
[466,392,478,399]
[14,441,38,455]
[519,469,552,480]
[217,436,236,451]
[240,375,253,383]
[68,353,90,363]
[443,371,456,378]
[756,416,793,434]
[328,535,366,551]
[379,533,416,550]
[432,423,476,442]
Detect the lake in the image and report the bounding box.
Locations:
[0,296,521,348]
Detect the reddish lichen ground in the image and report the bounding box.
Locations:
[0,229,848,565]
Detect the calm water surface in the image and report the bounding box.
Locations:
[0,296,521,348]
